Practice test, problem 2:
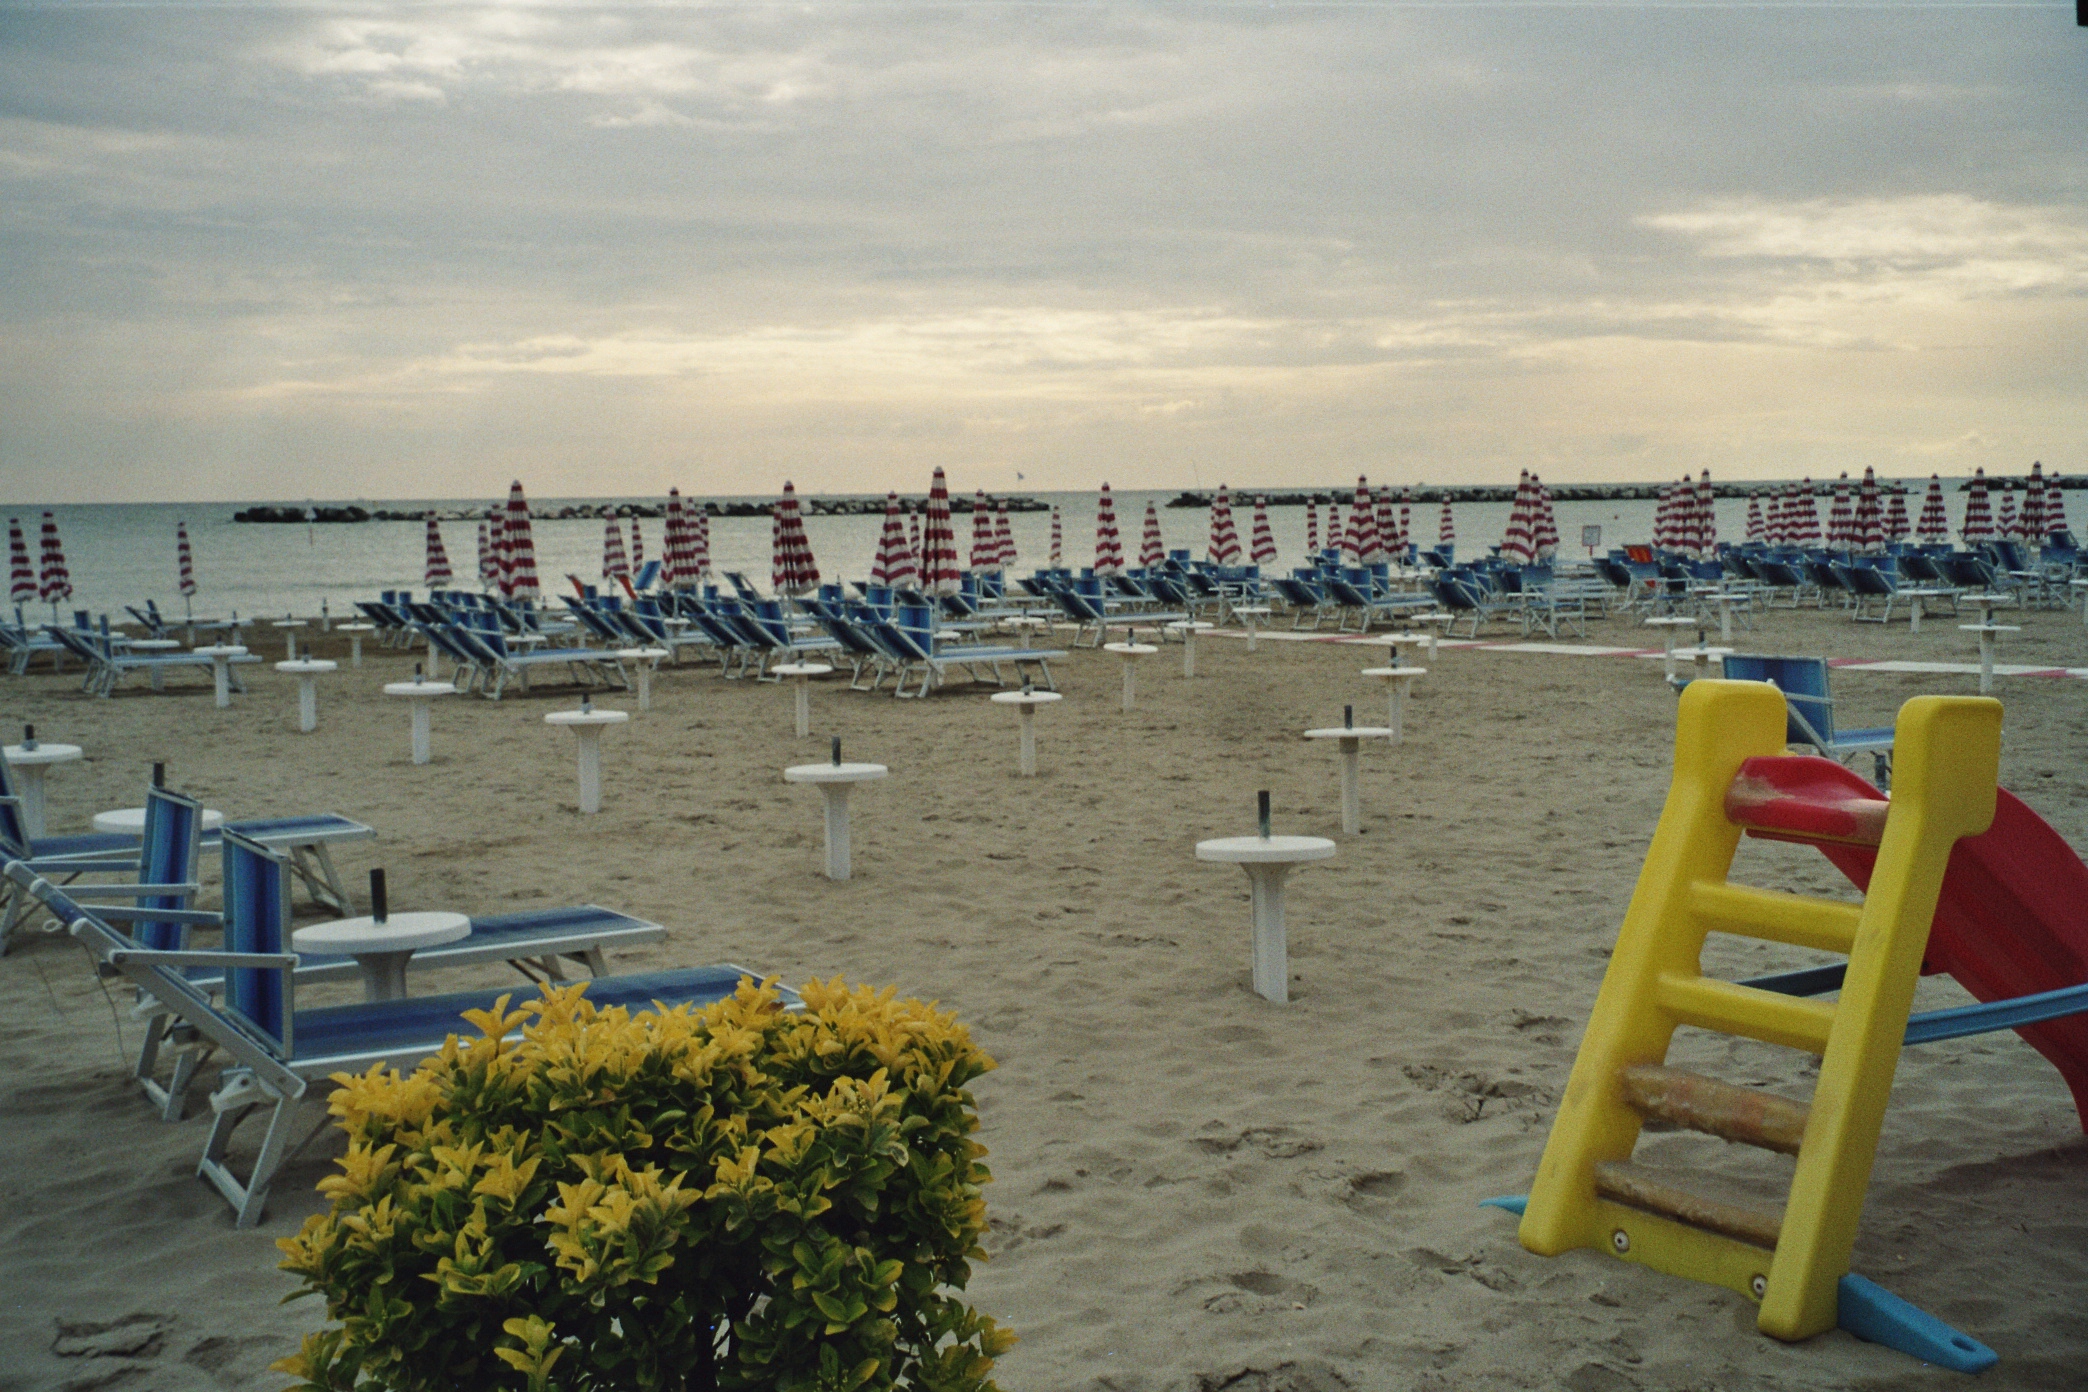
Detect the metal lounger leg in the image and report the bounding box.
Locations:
[200,1070,302,1228]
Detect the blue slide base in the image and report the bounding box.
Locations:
[1478,1194,1527,1215]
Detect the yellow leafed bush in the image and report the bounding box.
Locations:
[273,977,1013,1392]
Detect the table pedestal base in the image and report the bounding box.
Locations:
[411,703,433,764]
[357,951,415,1002]
[819,785,854,880]
[634,666,654,713]
[1018,707,1037,776]
[1243,864,1294,1004]
[574,729,605,813]
[795,681,812,737]
[1336,744,1362,835]
[296,679,319,733]
[213,661,233,708]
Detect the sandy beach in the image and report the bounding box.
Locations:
[2,598,2085,1392]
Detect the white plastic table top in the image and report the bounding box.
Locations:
[271,619,307,629]
[990,690,1064,707]
[128,638,183,652]
[784,761,888,784]
[291,910,470,957]
[1643,616,1697,628]
[4,742,82,767]
[1231,605,1272,617]
[613,646,670,663]
[1196,834,1338,865]
[1680,646,1734,660]
[335,622,376,633]
[1360,665,1429,680]
[1165,621,1216,633]
[772,662,834,678]
[545,708,630,728]
[1304,725,1396,741]
[1959,623,2022,634]
[195,644,249,658]
[384,680,458,698]
[91,805,225,835]
[276,658,338,674]
[1102,642,1159,656]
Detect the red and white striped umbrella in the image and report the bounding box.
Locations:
[770,481,821,596]
[1884,486,1910,543]
[424,515,454,587]
[871,493,911,587]
[1372,489,1396,564]
[907,507,923,579]
[1438,495,1455,545]
[176,521,198,599]
[1344,477,1377,565]
[1852,468,1883,551]
[1048,506,1062,567]
[1694,471,1716,558]
[1093,483,1125,577]
[1533,477,1560,559]
[660,490,687,587]
[1208,485,1241,564]
[629,517,644,570]
[479,512,499,588]
[1250,497,1277,567]
[1326,503,1343,554]
[1790,480,1820,547]
[502,482,540,599]
[2021,461,2048,541]
[1501,470,1535,563]
[994,498,1016,570]
[8,519,36,605]
[1304,501,1320,556]
[921,468,961,594]
[968,491,998,571]
[1398,490,1414,556]
[1960,468,1993,542]
[602,516,630,582]
[689,507,711,583]
[38,511,71,608]
[1139,501,1166,569]
[1745,493,1764,542]
[1827,474,1852,548]
[1996,489,2018,541]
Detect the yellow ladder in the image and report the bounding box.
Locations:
[1518,680,1999,1341]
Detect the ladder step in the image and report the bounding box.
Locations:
[1655,973,1837,1054]
[1619,1064,1809,1154]
[1688,881,1861,954]
[1593,1160,1784,1250]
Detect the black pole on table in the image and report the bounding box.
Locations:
[369,869,389,924]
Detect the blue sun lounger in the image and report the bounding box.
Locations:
[868,604,1066,698]
[1720,654,1893,785]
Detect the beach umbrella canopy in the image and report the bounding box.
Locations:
[629,517,644,570]
[1996,489,2018,541]
[1139,501,1166,569]
[176,521,198,600]
[968,490,998,571]
[1208,486,1242,564]
[1304,501,1320,556]
[1372,489,1394,562]
[478,514,497,588]
[921,468,961,594]
[1961,468,1993,542]
[1251,497,1278,567]
[501,482,540,599]
[9,519,36,605]
[1790,480,1821,547]
[689,506,712,583]
[1399,490,1414,556]
[1438,494,1455,545]
[1094,483,1125,577]
[1501,470,1535,563]
[1695,471,1716,558]
[424,516,454,587]
[602,516,630,582]
[2021,462,2048,541]
[907,507,923,578]
[1048,506,1062,566]
[1852,468,1883,552]
[1826,474,1852,548]
[871,493,909,587]
[994,498,1015,570]
[1344,477,1377,565]
[663,488,699,588]
[1533,477,1560,560]
[38,511,71,607]
[770,481,821,596]
[1746,492,1764,543]
[1885,487,1910,543]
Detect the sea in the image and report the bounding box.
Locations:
[2,484,2071,625]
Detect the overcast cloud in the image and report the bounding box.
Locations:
[2,1,2083,501]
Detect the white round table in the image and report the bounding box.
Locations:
[545,708,629,814]
[336,622,376,668]
[128,637,183,690]
[783,761,888,881]
[1703,590,1748,644]
[195,644,249,708]
[384,679,458,764]
[1679,645,1733,684]
[271,619,307,660]
[612,647,670,712]
[291,911,470,1002]
[276,658,338,733]
[771,661,834,737]
[1381,632,1431,665]
[1233,605,1272,652]
[1304,724,1395,834]
[1359,665,1429,741]
[1195,834,1337,1004]
[1165,621,1216,678]
[1102,641,1158,712]
[1411,612,1454,660]
[92,805,225,836]
[3,742,83,838]
[1643,616,1698,682]
[1959,623,2021,695]
[990,689,1063,776]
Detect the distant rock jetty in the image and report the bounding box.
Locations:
[232,496,1054,524]
[1163,474,2077,508]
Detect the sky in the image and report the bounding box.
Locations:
[1,1,2084,504]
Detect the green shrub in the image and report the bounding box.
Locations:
[273,977,1012,1392]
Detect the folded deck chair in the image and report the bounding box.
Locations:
[43,625,236,698]
[1720,654,1892,785]
[870,605,1066,698]
[39,831,788,1225]
[445,624,616,700]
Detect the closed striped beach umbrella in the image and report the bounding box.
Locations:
[1790,479,1820,547]
[630,517,644,570]
[659,491,684,587]
[1853,468,1883,552]
[1960,468,1993,542]
[1208,485,1241,564]
[603,516,630,583]
[1048,506,1062,567]
[907,508,923,579]
[1827,474,1853,548]
[871,493,909,586]
[1372,489,1395,564]
[502,481,540,600]
[1654,482,1674,550]
[1139,501,1166,569]
[1885,486,1910,544]
[1996,488,2018,541]
[690,507,711,583]
[922,468,961,594]
[1438,494,1455,545]
[1694,471,1716,558]
[1344,477,1376,565]
[479,513,498,588]
[1093,483,1125,577]
[1533,476,1560,560]
[176,521,198,599]
[1304,501,1320,556]
[1399,490,1413,556]
[1745,492,1764,542]
[38,511,71,609]
[9,519,36,605]
[1501,470,1535,563]
[994,498,1016,571]
[968,491,998,571]
[1250,497,1277,567]
[424,515,454,587]
[770,481,821,596]
[2021,462,2048,541]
